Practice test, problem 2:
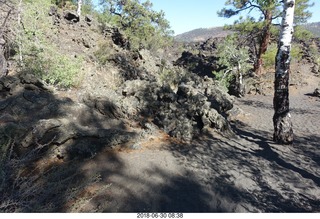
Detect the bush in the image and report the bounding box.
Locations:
[213,36,251,91]
[99,0,174,51]
[262,43,303,69]
[262,43,278,69]
[212,70,235,91]
[94,40,115,66]
[294,25,314,41]
[23,49,84,88]
[309,42,320,66]
[15,0,84,88]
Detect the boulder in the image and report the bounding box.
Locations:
[48,6,58,16]
[85,15,93,23]
[0,52,7,76]
[118,71,234,141]
[175,51,215,78]
[312,64,319,74]
[0,36,8,77]
[101,26,130,49]
[63,11,79,22]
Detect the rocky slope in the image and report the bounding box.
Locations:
[175,22,320,43]
[175,27,232,42]
[1,4,320,212]
[0,7,237,212]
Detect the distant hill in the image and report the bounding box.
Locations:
[175,27,232,42]
[302,22,320,37]
[175,21,320,42]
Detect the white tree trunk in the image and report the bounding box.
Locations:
[276,0,295,75]
[237,62,244,96]
[273,0,295,144]
[77,0,83,17]
[18,0,23,63]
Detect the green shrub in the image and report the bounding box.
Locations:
[99,0,174,51]
[213,70,235,91]
[294,25,314,41]
[213,35,251,90]
[24,49,83,88]
[291,44,303,61]
[15,0,84,88]
[262,43,278,69]
[262,43,303,69]
[309,42,320,66]
[94,40,115,65]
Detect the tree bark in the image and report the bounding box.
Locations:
[255,9,272,74]
[77,0,83,17]
[273,0,295,144]
[18,0,23,63]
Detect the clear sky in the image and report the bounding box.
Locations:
[150,0,320,35]
[150,0,239,35]
[93,0,320,35]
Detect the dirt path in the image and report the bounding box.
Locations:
[68,76,320,213]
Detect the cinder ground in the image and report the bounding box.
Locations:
[63,74,320,212]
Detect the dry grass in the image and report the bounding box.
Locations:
[0,136,111,212]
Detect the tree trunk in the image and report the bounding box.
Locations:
[273,0,295,144]
[77,0,83,17]
[18,0,23,63]
[255,10,272,74]
[237,62,245,96]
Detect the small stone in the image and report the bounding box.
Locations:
[130,144,141,150]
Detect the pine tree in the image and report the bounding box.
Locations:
[218,0,314,74]
[99,0,173,50]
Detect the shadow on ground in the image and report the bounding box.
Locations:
[164,117,320,212]
[0,73,224,212]
[1,73,320,212]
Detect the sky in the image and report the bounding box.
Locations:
[150,0,320,35]
[93,0,320,36]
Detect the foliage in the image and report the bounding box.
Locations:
[294,0,314,24]
[81,0,95,14]
[293,25,314,41]
[224,17,279,54]
[261,43,278,68]
[213,36,251,89]
[218,0,313,24]
[94,40,115,65]
[309,41,320,66]
[51,0,75,8]
[262,43,303,69]
[218,0,278,18]
[16,0,83,88]
[51,0,94,13]
[218,0,314,72]
[212,70,235,91]
[23,48,84,88]
[98,0,174,51]
[158,60,177,85]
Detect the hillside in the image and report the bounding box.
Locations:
[175,26,232,42]
[175,21,320,42]
[0,2,235,212]
[1,1,320,213]
[303,22,320,37]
